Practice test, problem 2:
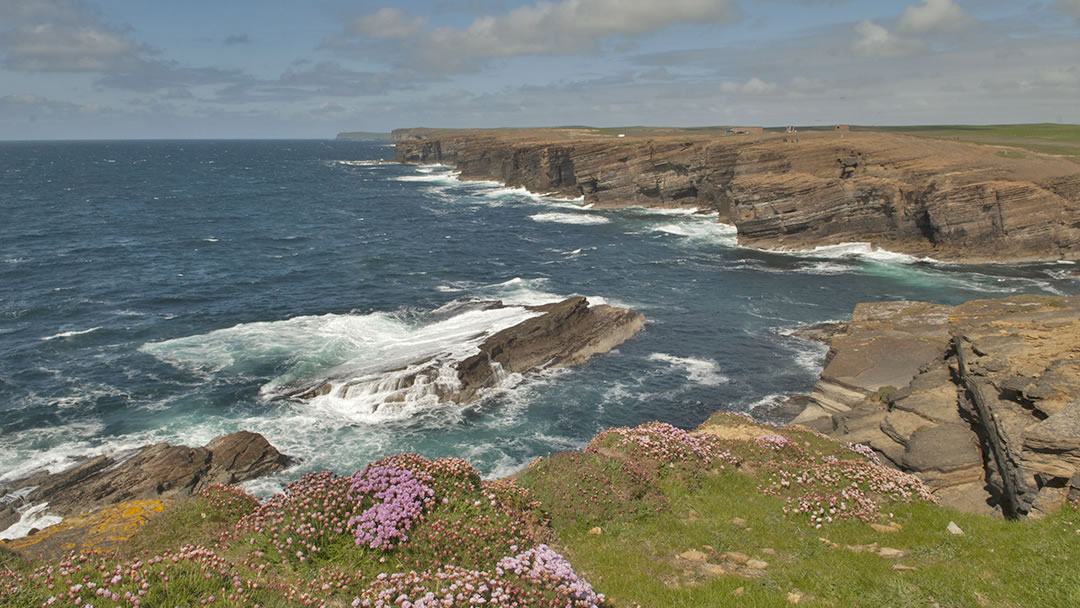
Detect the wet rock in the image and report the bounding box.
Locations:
[293,297,645,407]
[0,431,290,536]
[452,296,645,403]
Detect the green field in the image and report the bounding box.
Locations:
[860,123,1080,160]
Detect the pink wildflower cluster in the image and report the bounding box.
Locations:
[198,483,260,519]
[232,471,358,564]
[754,434,795,450]
[22,545,266,607]
[348,465,436,550]
[371,453,481,502]
[846,442,881,464]
[587,421,739,470]
[496,544,604,607]
[763,456,936,527]
[354,544,602,608]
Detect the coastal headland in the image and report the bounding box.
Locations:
[394,126,1080,263]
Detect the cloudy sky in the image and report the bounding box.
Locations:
[1,0,1078,139]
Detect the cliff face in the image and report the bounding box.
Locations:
[793,295,1080,519]
[394,129,1080,262]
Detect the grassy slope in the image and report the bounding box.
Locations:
[861,123,1080,160]
[525,415,1080,608]
[3,413,1078,607]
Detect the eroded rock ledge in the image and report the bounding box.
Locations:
[0,431,291,538]
[394,128,1080,262]
[296,296,646,405]
[792,295,1080,519]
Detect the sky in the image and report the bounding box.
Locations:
[1,0,1078,139]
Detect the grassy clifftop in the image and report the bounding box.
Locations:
[3,412,1078,607]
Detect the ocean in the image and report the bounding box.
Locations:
[2,139,1076,499]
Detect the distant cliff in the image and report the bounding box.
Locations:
[394,128,1080,262]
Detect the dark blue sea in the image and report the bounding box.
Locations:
[2,140,1077,510]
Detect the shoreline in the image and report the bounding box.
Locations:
[394,129,1080,264]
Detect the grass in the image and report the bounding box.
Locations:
[2,415,1078,607]
[865,123,1080,161]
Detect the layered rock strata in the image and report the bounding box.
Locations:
[0,431,291,534]
[394,128,1080,262]
[793,295,1080,518]
[295,297,645,405]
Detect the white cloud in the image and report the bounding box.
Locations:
[719,77,777,95]
[898,0,974,34]
[0,0,145,72]
[338,0,737,72]
[345,7,427,40]
[1057,0,1080,16]
[3,23,139,71]
[0,0,92,23]
[852,20,923,58]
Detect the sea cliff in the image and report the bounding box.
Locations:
[394,128,1080,263]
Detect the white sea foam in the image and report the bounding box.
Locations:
[648,353,729,386]
[336,160,395,167]
[0,502,63,541]
[624,206,706,216]
[746,393,790,415]
[529,212,610,225]
[203,237,219,243]
[652,220,738,245]
[484,186,544,201]
[471,277,566,305]
[41,327,101,341]
[141,304,543,423]
[395,171,460,183]
[763,241,942,265]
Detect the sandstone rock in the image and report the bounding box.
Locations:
[877,547,908,559]
[746,559,769,569]
[947,521,964,536]
[723,551,749,564]
[678,549,707,562]
[793,294,1080,519]
[701,564,728,576]
[293,297,645,407]
[892,564,918,572]
[396,129,1080,262]
[588,526,602,535]
[0,431,290,538]
[0,500,165,560]
[871,523,900,534]
[732,587,745,597]
[902,424,983,476]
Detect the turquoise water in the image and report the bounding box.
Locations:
[1,139,1076,495]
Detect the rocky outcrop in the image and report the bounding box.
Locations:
[394,128,1080,262]
[451,296,645,403]
[794,295,1080,518]
[0,431,290,534]
[294,297,645,406]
